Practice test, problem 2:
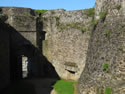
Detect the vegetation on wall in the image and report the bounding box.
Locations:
[85,8,95,17]
[57,22,87,32]
[35,9,48,15]
[53,80,76,94]
[89,19,99,30]
[115,4,121,10]
[104,87,112,94]
[104,30,111,39]
[0,14,8,21]
[99,11,107,20]
[103,63,109,72]
[50,10,55,14]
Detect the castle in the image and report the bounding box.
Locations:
[0,0,125,94]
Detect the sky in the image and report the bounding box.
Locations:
[0,0,96,11]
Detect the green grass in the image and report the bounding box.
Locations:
[50,10,55,14]
[99,11,107,20]
[104,30,111,39]
[53,80,76,94]
[104,87,112,94]
[103,63,109,72]
[35,9,47,15]
[85,8,95,17]
[80,27,86,32]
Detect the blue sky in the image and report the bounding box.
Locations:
[0,0,96,10]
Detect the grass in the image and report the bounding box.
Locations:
[50,10,55,14]
[90,19,98,27]
[85,8,95,17]
[35,9,47,15]
[57,22,87,32]
[53,80,76,94]
[99,11,107,20]
[104,87,112,94]
[80,27,86,32]
[104,30,111,39]
[103,63,109,72]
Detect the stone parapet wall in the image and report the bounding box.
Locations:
[0,7,35,16]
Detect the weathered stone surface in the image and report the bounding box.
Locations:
[1,7,37,46]
[43,9,92,24]
[1,7,36,32]
[78,16,125,94]
[0,7,35,16]
[6,15,36,31]
[42,9,92,80]
[19,32,37,46]
[95,0,125,19]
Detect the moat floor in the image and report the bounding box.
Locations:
[1,78,57,94]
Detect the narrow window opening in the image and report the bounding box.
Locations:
[22,56,28,78]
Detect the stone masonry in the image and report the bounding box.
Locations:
[0,7,37,46]
[42,9,92,81]
[78,0,125,94]
[95,0,125,19]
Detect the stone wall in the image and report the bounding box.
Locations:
[0,7,35,16]
[0,3,125,93]
[78,16,125,94]
[42,9,92,81]
[1,7,37,46]
[95,0,125,19]
[0,7,94,81]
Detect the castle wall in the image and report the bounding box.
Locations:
[42,9,92,81]
[1,7,37,46]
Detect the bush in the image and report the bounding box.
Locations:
[53,80,76,94]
